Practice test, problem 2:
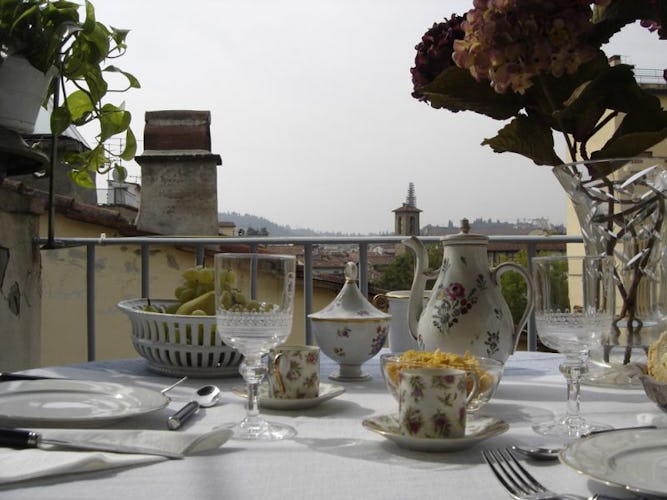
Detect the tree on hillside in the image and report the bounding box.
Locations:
[497,250,529,327]
[246,227,269,236]
[373,244,443,291]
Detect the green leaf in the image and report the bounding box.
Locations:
[593,117,667,162]
[110,27,130,47]
[587,92,667,167]
[555,65,640,141]
[50,106,72,136]
[83,65,108,103]
[415,66,523,120]
[82,0,96,33]
[65,89,94,124]
[103,65,141,89]
[120,127,137,160]
[84,23,111,63]
[99,103,131,141]
[66,168,95,188]
[593,130,667,160]
[481,115,564,167]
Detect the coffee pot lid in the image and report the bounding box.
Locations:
[441,218,488,245]
[308,262,390,321]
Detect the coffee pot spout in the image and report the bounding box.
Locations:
[402,236,429,343]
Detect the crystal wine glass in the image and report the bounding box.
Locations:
[531,255,615,438]
[214,253,296,440]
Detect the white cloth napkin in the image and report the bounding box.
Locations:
[0,427,232,485]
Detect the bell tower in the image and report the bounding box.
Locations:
[393,182,421,236]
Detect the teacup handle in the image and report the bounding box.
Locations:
[464,371,479,405]
[270,352,286,395]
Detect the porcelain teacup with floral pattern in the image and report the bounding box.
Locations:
[398,367,478,439]
[268,345,320,399]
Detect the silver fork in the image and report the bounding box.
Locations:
[481,448,613,500]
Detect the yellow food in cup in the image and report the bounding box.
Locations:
[386,349,495,394]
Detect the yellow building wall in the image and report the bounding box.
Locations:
[38,216,337,367]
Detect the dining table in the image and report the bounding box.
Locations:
[0,350,664,500]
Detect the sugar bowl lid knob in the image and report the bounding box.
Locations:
[344,262,358,282]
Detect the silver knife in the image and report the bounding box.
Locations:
[167,401,200,430]
[0,428,184,459]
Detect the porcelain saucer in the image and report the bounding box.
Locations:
[362,414,509,452]
[232,382,345,410]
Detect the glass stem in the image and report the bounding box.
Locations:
[560,354,588,430]
[241,355,265,421]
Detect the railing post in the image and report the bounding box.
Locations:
[141,244,150,299]
[304,243,314,345]
[195,245,205,266]
[86,244,96,361]
[358,243,368,297]
[526,241,538,351]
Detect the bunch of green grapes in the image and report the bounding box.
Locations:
[217,268,275,313]
[174,265,215,303]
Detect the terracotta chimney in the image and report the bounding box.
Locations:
[134,110,222,235]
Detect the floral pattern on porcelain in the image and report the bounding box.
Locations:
[369,325,388,354]
[268,346,320,399]
[329,324,388,361]
[431,270,487,333]
[336,327,351,338]
[405,232,534,365]
[398,369,468,438]
[402,407,424,435]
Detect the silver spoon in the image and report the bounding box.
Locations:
[195,384,222,406]
[512,444,563,461]
[167,385,222,430]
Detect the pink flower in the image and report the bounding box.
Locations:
[444,283,465,300]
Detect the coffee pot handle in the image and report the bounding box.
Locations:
[490,262,534,354]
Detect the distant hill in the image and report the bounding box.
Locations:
[219,212,322,237]
[219,212,563,237]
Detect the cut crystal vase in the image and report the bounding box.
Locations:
[553,157,667,387]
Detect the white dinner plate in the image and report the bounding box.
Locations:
[560,428,667,497]
[362,414,509,452]
[0,379,170,427]
[232,382,345,410]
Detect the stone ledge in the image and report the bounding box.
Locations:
[0,177,147,235]
[0,179,47,215]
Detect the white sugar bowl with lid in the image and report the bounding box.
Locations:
[309,262,391,381]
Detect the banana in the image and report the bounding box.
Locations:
[175,290,216,316]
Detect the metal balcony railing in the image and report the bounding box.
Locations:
[635,68,666,85]
[36,234,583,361]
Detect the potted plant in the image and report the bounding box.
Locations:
[0,0,139,186]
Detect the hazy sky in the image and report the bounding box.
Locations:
[88,0,665,234]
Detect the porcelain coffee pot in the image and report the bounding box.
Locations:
[403,220,534,363]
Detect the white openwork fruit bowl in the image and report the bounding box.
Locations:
[117,298,242,378]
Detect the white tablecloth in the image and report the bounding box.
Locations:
[1,352,663,499]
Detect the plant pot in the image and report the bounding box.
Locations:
[0,55,54,134]
[553,157,667,387]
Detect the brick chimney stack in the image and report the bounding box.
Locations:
[134,110,222,235]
